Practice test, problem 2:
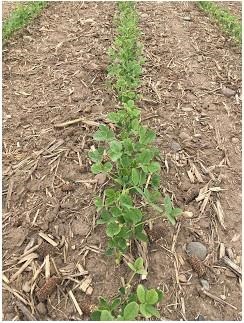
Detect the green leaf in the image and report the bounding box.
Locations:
[106,222,121,237]
[137,284,146,303]
[90,310,101,321]
[100,310,114,321]
[131,168,140,186]
[123,208,142,224]
[120,193,133,209]
[108,140,123,161]
[146,289,158,305]
[128,262,136,272]
[145,304,160,318]
[97,211,110,225]
[151,174,160,188]
[105,189,119,206]
[111,298,121,311]
[148,161,161,173]
[94,197,103,211]
[156,289,164,302]
[91,163,103,174]
[139,303,151,318]
[123,302,139,320]
[137,149,154,164]
[103,162,113,173]
[164,195,173,215]
[135,230,148,242]
[171,208,182,218]
[99,297,109,309]
[88,148,104,163]
[134,257,145,274]
[94,125,115,142]
[139,127,156,145]
[91,162,112,174]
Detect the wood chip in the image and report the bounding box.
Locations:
[18,253,38,264]
[221,256,242,277]
[187,169,195,183]
[68,290,83,316]
[54,118,99,128]
[200,288,237,310]
[3,283,29,305]
[213,200,226,229]
[15,301,37,321]
[38,232,58,247]
[45,255,50,279]
[79,276,92,292]
[219,243,225,259]
[191,162,204,183]
[200,191,211,214]
[10,258,33,282]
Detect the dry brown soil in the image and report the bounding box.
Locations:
[2,1,242,321]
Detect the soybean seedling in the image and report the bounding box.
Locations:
[91,257,164,321]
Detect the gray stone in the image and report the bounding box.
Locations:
[200,278,210,290]
[36,302,47,315]
[222,86,236,97]
[186,241,207,260]
[170,141,182,152]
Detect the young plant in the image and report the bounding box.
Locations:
[91,258,163,321]
[3,1,47,41]
[89,2,182,261]
[198,1,241,43]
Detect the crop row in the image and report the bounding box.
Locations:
[89,2,181,320]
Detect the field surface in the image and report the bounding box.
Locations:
[2,1,242,321]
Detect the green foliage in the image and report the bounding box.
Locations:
[3,1,47,41]
[91,258,163,320]
[89,2,182,259]
[198,1,241,43]
[164,195,182,225]
[107,2,144,103]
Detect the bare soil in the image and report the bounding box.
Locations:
[2,1,242,321]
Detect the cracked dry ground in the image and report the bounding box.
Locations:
[2,1,242,321]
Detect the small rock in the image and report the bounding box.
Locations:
[170,141,182,152]
[5,228,27,249]
[95,173,107,185]
[182,211,193,218]
[179,274,188,283]
[200,278,210,291]
[186,242,207,260]
[231,137,239,144]
[36,302,47,315]
[72,95,82,102]
[179,131,191,141]
[220,294,226,300]
[222,86,236,97]
[84,106,92,113]
[22,281,31,293]
[183,16,191,21]
[72,219,90,236]
[61,183,75,192]
[197,55,203,62]
[195,314,205,321]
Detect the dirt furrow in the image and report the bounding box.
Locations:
[2,2,125,321]
[138,2,241,321]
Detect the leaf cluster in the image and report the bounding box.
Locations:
[107,2,144,102]
[198,1,241,43]
[3,1,47,41]
[91,258,164,321]
[89,2,182,259]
